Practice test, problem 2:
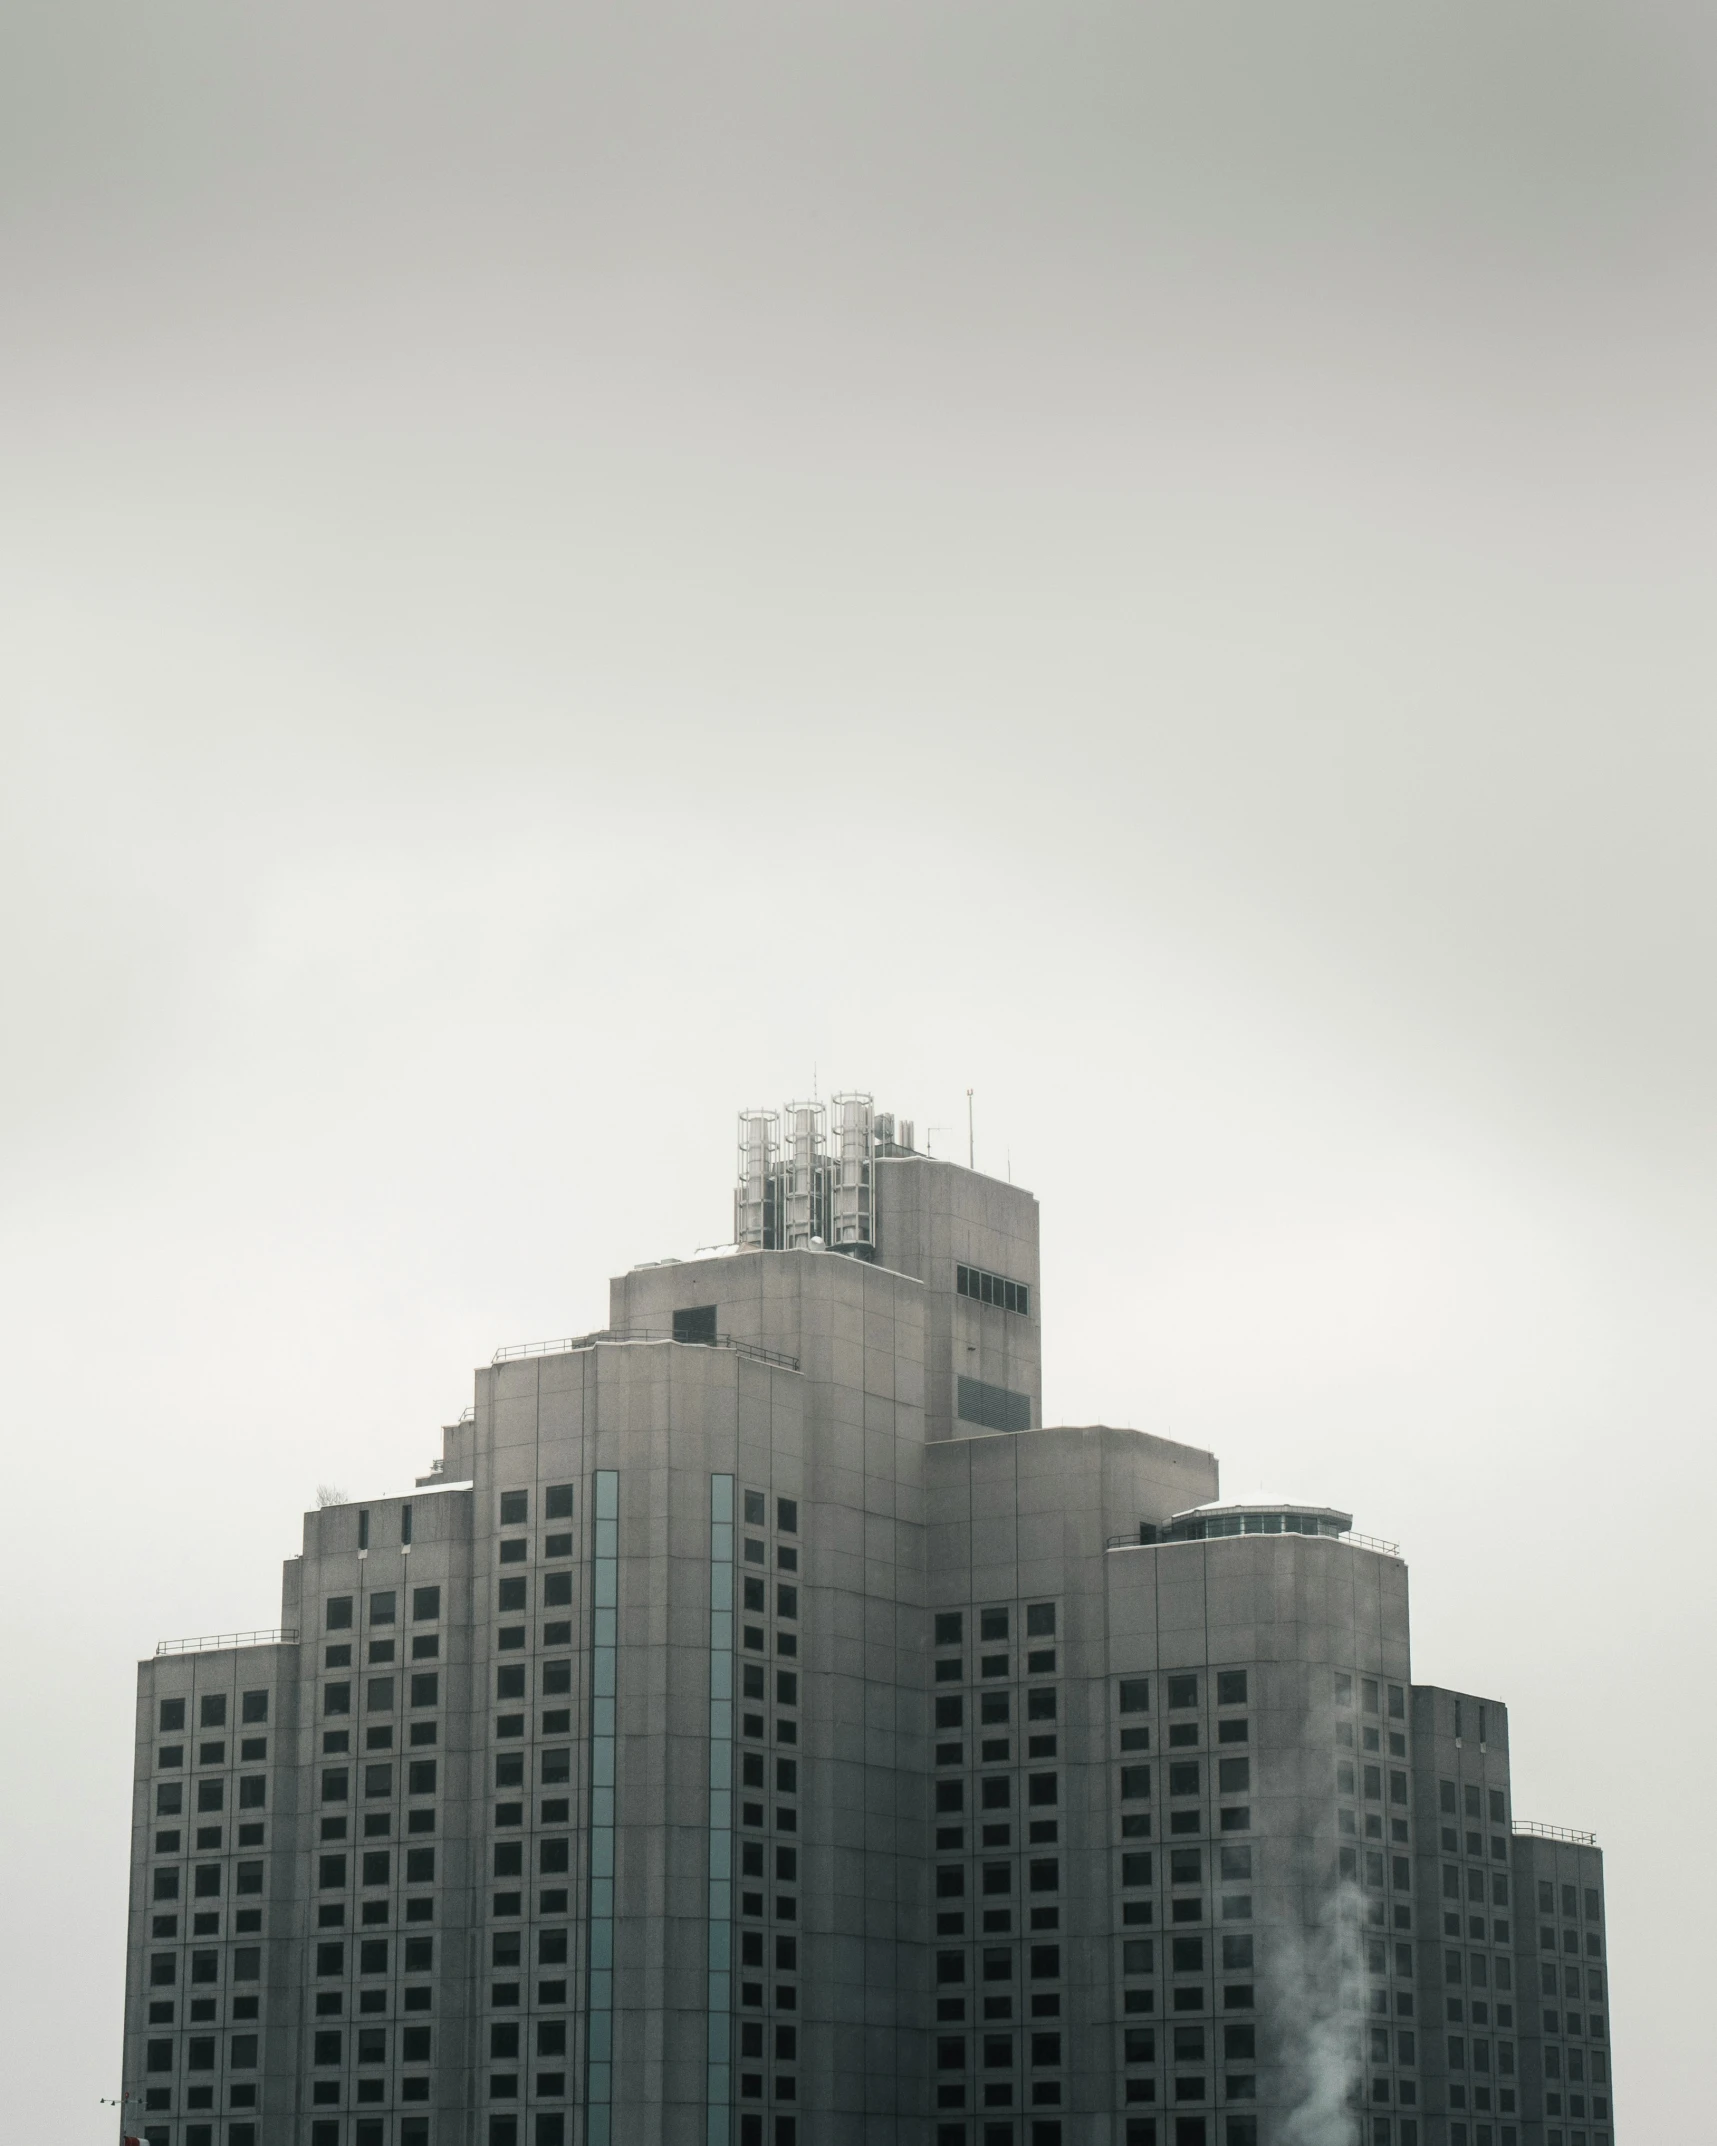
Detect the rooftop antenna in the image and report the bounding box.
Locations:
[966,1089,974,1170]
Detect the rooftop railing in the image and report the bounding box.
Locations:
[155,1629,299,1657]
[1107,1524,1402,1558]
[492,1328,800,1373]
[1513,1819,1599,1847]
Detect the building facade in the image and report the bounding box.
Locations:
[119,1097,1615,2146]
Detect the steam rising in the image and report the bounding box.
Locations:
[1269,1880,1366,2146]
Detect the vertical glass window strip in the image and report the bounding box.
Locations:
[586,1469,619,2146]
[707,1475,735,2145]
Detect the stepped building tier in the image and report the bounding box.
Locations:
[120,1095,1615,2146]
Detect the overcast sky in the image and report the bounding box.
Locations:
[2,3,1713,2134]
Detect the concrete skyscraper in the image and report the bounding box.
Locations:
[120,1095,1616,2146]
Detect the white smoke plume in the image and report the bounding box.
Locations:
[1268,1879,1367,2146]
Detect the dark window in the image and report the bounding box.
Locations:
[369,1592,396,1626]
[1171,1937,1204,1974]
[673,1304,719,1344]
[777,1585,798,1620]
[500,1491,529,1526]
[411,1672,440,1708]
[1169,1763,1200,1797]
[240,1690,268,1724]
[1119,1679,1150,1714]
[744,1490,766,1526]
[957,1376,1031,1434]
[542,1482,574,1522]
[411,1585,441,1622]
[325,1683,352,1717]
[327,1597,354,1631]
[1221,1935,1254,1970]
[1121,1766,1152,1801]
[1026,1603,1055,1637]
[1216,1671,1247,1707]
[159,1698,186,1733]
[498,1578,527,1613]
[1217,1758,1250,1794]
[956,1262,1031,1317]
[200,1695,227,1728]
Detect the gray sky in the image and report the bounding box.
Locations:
[2,3,1712,2133]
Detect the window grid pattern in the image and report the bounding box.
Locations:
[584,1471,619,2145]
[708,1476,736,2144]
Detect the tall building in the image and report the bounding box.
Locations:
[120,1096,1617,2146]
